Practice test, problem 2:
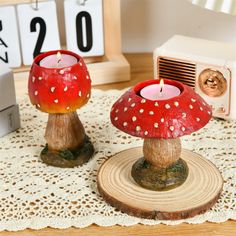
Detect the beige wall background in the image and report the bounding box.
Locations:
[57,0,236,53]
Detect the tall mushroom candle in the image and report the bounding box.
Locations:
[28,50,94,168]
[110,79,212,190]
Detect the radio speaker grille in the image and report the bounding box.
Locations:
[158,57,196,87]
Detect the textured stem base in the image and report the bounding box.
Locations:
[97,147,223,220]
[41,135,94,168]
[133,138,187,191]
[131,158,188,191]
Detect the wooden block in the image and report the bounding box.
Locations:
[97,147,223,220]
[0,66,16,111]
[0,104,20,137]
[0,0,46,5]
[17,0,60,65]
[0,5,21,67]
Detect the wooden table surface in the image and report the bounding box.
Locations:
[2,53,235,236]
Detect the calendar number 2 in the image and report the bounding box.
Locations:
[30,17,46,58]
[17,1,60,65]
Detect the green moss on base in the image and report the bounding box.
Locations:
[131,158,188,191]
[41,135,94,168]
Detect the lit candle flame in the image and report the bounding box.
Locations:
[56,52,61,67]
[160,79,164,93]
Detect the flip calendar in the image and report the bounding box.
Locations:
[0,0,130,85]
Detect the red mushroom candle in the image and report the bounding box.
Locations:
[28,50,94,168]
[110,79,212,190]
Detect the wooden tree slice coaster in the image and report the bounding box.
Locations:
[97,147,223,220]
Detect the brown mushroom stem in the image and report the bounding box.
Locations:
[143,138,181,168]
[45,112,85,151]
[131,138,188,191]
[40,112,94,168]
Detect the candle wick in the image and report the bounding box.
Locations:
[57,58,61,67]
[159,86,164,97]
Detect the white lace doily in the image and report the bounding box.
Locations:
[0,89,235,231]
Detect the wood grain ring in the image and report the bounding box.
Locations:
[97,147,223,220]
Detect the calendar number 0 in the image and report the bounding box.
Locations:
[30,17,46,58]
[76,11,93,52]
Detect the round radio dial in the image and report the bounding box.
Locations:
[198,69,227,97]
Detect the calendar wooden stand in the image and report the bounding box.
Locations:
[1,0,130,85]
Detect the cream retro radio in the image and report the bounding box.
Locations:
[154,35,236,120]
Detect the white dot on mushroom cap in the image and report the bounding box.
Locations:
[154,102,159,107]
[208,111,211,115]
[51,87,55,93]
[34,91,38,96]
[128,98,132,102]
[124,107,128,112]
[115,109,119,113]
[169,126,174,131]
[191,98,196,103]
[136,126,141,131]
[149,111,154,115]
[141,99,146,104]
[38,76,42,80]
[189,104,193,109]
[144,131,148,135]
[54,99,59,104]
[74,76,77,80]
[66,107,70,110]
[160,118,164,123]
[64,86,68,92]
[165,104,171,109]
[119,98,123,103]
[139,109,144,113]
[200,107,203,111]
[32,76,36,83]
[86,75,89,80]
[154,123,158,128]
[132,116,137,122]
[182,127,186,131]
[114,117,118,121]
[174,101,179,107]
[203,102,206,106]
[196,117,200,122]
[78,91,82,97]
[131,103,136,107]
[182,113,187,118]
[123,122,128,127]
[59,70,64,75]
[37,104,40,108]
[87,94,90,98]
[79,62,82,66]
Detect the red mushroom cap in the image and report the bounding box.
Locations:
[28,50,91,114]
[110,79,212,139]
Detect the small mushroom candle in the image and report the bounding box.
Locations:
[110,79,212,191]
[28,50,94,168]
